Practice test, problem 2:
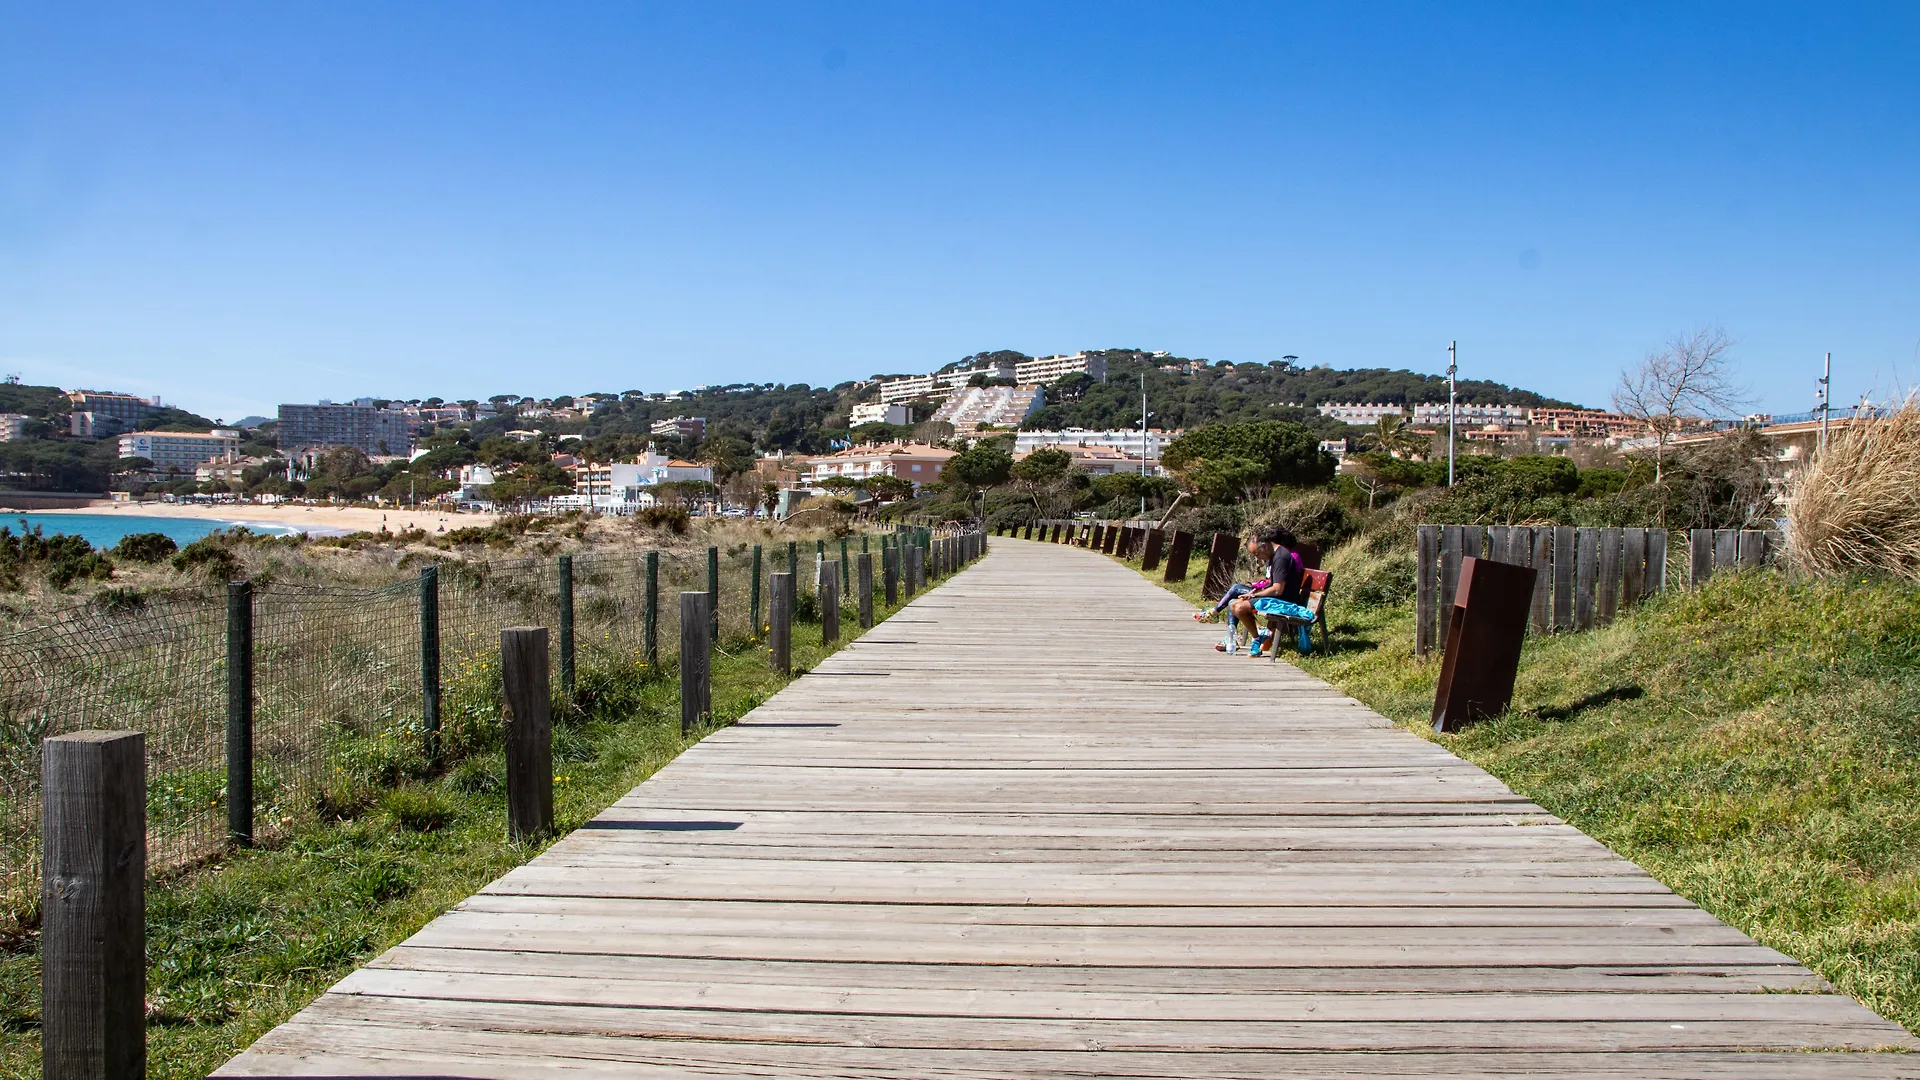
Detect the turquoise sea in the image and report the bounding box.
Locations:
[1,513,298,550]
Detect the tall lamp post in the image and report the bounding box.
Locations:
[1139,373,1149,518]
[1818,352,1832,454]
[1446,341,1458,488]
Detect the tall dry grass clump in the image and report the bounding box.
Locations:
[1785,395,1920,582]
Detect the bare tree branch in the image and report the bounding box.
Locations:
[1612,326,1749,484]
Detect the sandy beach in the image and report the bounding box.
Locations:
[32,501,497,536]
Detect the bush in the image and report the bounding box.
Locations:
[1247,490,1360,551]
[635,505,691,534]
[172,536,239,580]
[113,531,179,562]
[1785,398,1920,583]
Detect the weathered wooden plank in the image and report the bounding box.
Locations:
[1415,525,1439,656]
[1595,526,1621,625]
[1622,527,1647,610]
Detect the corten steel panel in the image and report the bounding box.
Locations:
[1432,556,1538,733]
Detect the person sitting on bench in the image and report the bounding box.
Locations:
[1193,537,1269,651]
[1227,529,1310,656]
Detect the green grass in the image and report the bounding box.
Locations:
[1139,548,1920,1034]
[0,566,935,1079]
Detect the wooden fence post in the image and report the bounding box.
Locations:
[750,544,763,637]
[41,730,146,1080]
[1689,529,1713,586]
[839,537,851,600]
[420,566,440,763]
[226,579,254,846]
[499,627,553,843]
[1552,526,1576,630]
[1621,528,1647,611]
[1528,527,1551,634]
[883,546,899,605]
[769,573,792,675]
[1573,528,1598,630]
[644,550,659,669]
[680,592,711,735]
[1738,530,1767,568]
[1646,529,1669,593]
[902,546,918,598]
[858,552,874,629]
[1415,525,1439,656]
[557,554,575,702]
[787,540,799,587]
[821,563,840,644]
[1439,526,1464,628]
[1714,529,1739,572]
[707,546,721,641]
[1596,527,1621,625]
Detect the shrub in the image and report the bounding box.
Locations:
[172,536,239,579]
[446,756,502,795]
[113,531,179,562]
[636,505,691,534]
[1786,396,1920,583]
[1248,490,1360,551]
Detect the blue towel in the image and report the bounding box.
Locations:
[1250,598,1315,621]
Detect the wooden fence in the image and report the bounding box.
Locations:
[1415,525,1778,656]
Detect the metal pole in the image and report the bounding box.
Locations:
[420,566,440,764]
[1140,372,1148,518]
[643,550,658,669]
[556,554,574,702]
[1819,351,1831,454]
[226,579,254,846]
[1447,340,1457,488]
[750,544,762,636]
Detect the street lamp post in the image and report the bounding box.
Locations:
[1446,341,1458,488]
[1818,352,1832,454]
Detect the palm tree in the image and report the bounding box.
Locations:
[1364,413,1426,459]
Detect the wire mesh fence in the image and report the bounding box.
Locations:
[0,529,938,908]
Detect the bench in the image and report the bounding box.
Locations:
[1262,568,1333,656]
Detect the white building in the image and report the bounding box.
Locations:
[1317,403,1407,425]
[1015,352,1107,384]
[930,385,1043,433]
[1014,428,1176,462]
[118,429,242,472]
[849,402,912,427]
[0,414,28,441]
[1410,403,1532,427]
[802,443,957,487]
[650,416,707,440]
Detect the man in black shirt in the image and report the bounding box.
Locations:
[1226,529,1305,655]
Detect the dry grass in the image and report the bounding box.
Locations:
[1786,396,1920,583]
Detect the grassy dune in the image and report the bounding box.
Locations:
[1153,554,1920,1033]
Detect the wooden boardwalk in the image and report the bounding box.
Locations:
[219,538,1916,1078]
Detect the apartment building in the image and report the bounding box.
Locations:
[278,402,414,456]
[1014,352,1107,384]
[1316,402,1406,425]
[66,389,162,439]
[803,443,956,486]
[1014,428,1176,464]
[1531,408,1646,438]
[1410,403,1532,427]
[650,416,707,440]
[118,429,242,472]
[849,402,912,426]
[930,385,1043,434]
[0,414,28,441]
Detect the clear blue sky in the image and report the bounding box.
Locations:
[3,2,1916,422]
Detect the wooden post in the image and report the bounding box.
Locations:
[858,552,875,629]
[1714,529,1740,571]
[1621,528,1647,610]
[41,730,146,1080]
[1689,529,1713,586]
[1415,525,1439,656]
[226,579,253,846]
[839,537,851,599]
[1200,532,1238,601]
[1647,529,1669,593]
[499,627,553,843]
[882,546,899,605]
[750,544,763,637]
[902,545,918,598]
[769,573,792,675]
[644,550,659,669]
[420,566,441,763]
[1023,521,1034,540]
[1738,530,1767,568]
[1164,530,1193,582]
[1552,526,1576,630]
[1574,528,1598,630]
[707,545,720,641]
[1595,527,1621,625]
[1528,527,1552,634]
[680,592,711,735]
[821,562,840,644]
[814,539,826,597]
[787,540,798,584]
[556,554,575,702]
[1439,525,1464,627]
